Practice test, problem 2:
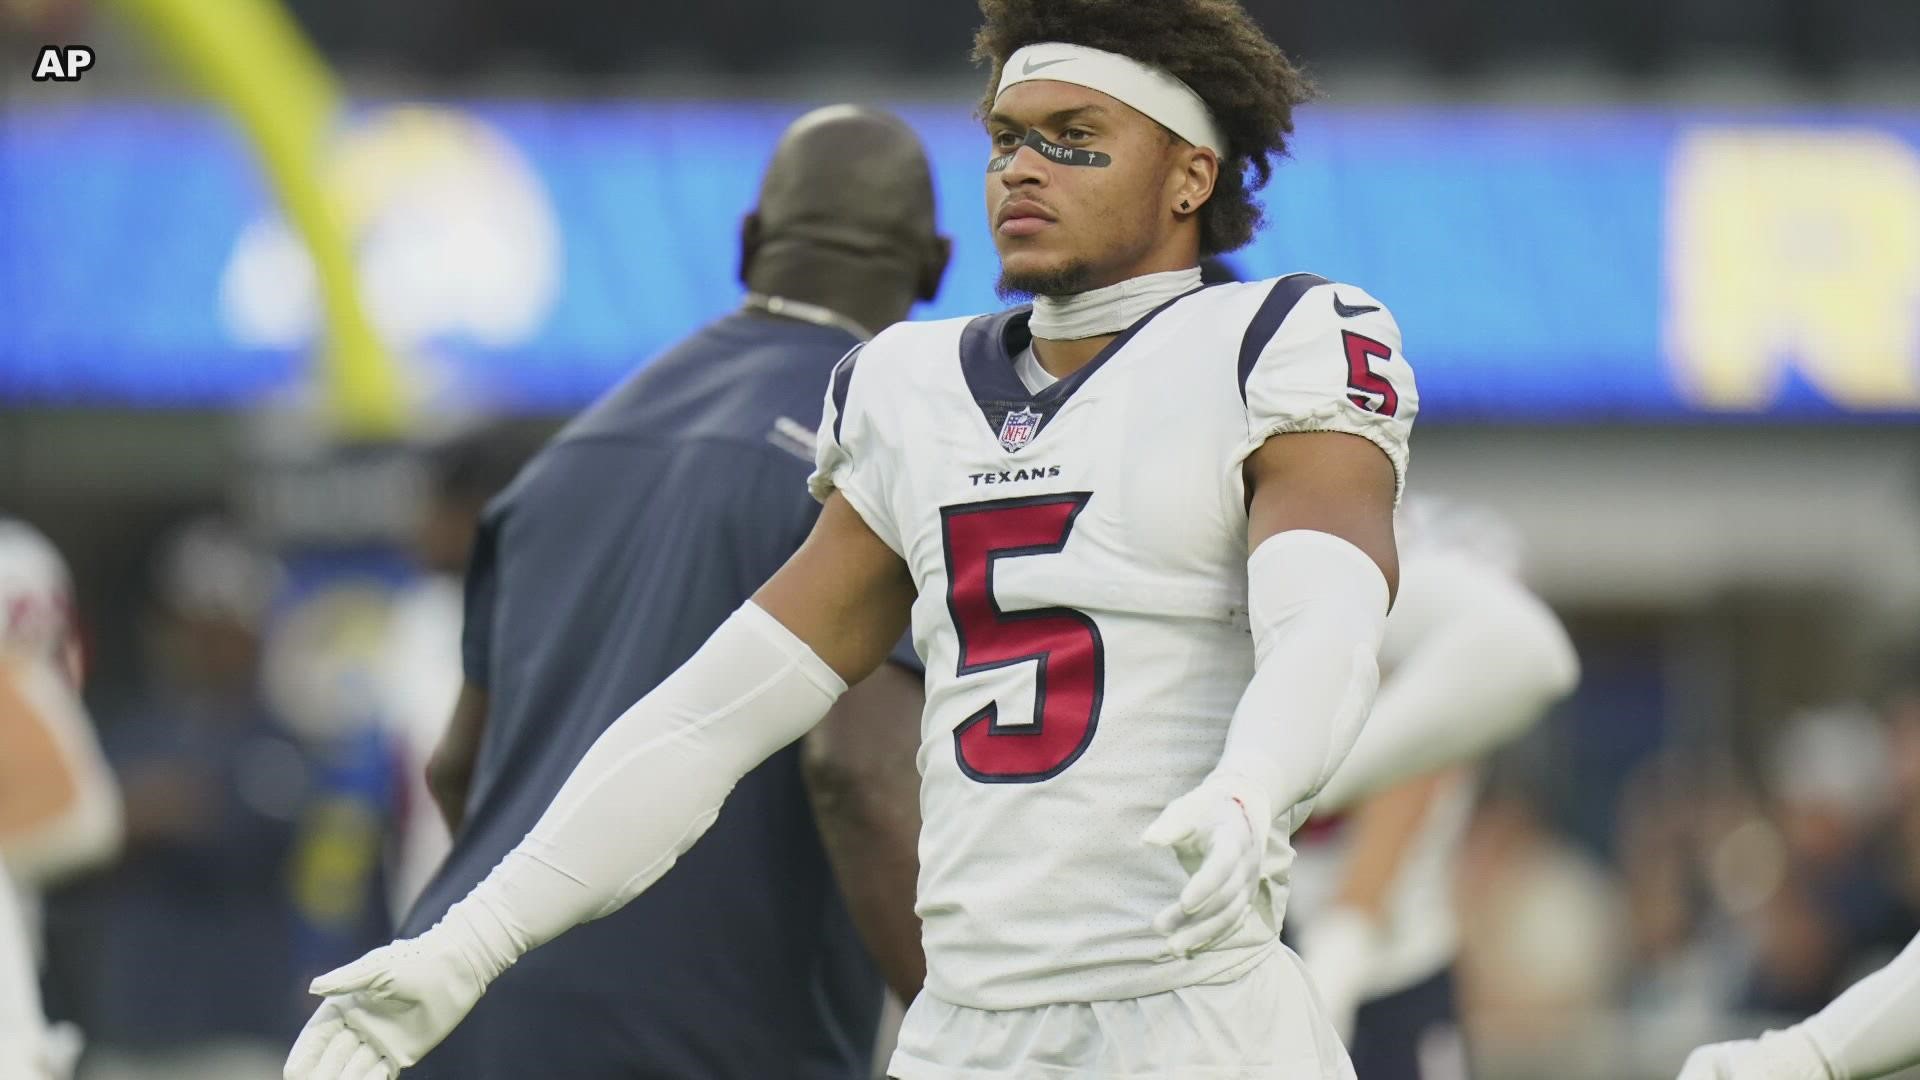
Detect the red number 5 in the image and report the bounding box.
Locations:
[940,493,1105,783]
[1343,331,1399,417]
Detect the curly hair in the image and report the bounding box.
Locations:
[973,0,1315,256]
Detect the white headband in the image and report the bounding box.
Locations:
[996,42,1227,158]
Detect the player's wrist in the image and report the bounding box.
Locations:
[447,847,597,984]
[1756,1026,1835,1080]
[439,891,522,990]
[1204,759,1276,830]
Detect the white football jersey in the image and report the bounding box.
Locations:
[811,274,1417,1010]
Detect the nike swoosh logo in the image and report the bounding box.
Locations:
[1332,294,1380,318]
[1022,56,1074,75]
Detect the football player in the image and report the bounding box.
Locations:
[0,517,122,1078]
[285,0,1417,1076]
[1290,499,1580,1078]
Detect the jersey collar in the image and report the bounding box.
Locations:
[956,287,1206,453]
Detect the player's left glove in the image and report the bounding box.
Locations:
[1144,768,1271,959]
[1676,1027,1833,1080]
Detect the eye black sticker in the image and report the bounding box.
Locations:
[988,129,1112,172]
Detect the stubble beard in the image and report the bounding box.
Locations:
[995,258,1097,302]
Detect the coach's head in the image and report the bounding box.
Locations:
[741,105,950,335]
[974,0,1314,299]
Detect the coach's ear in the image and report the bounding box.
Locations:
[738,211,764,288]
[917,234,953,303]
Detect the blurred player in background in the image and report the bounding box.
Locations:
[286,0,1419,1073]
[0,520,123,894]
[0,517,122,1080]
[339,105,948,1080]
[1289,499,1579,1079]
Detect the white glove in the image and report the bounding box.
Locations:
[1298,906,1380,1043]
[1144,770,1271,959]
[285,904,517,1079]
[283,1001,401,1080]
[1677,1027,1833,1080]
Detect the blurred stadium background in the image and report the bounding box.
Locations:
[2,0,1918,1077]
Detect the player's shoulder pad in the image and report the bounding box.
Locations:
[823,341,867,448]
[1233,274,1418,500]
[1234,273,1406,403]
[825,314,978,442]
[860,314,976,370]
[863,314,977,358]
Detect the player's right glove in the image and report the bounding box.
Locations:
[284,900,520,1080]
[1677,1027,1834,1080]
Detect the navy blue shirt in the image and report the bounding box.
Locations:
[404,310,906,1080]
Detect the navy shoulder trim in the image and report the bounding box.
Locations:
[1237,273,1329,403]
[958,308,1030,407]
[828,343,864,444]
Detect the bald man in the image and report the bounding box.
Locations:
[400,106,949,1079]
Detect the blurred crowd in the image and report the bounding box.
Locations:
[1446,681,1920,1078]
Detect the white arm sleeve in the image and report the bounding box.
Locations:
[1799,931,1920,1079]
[1215,531,1390,822]
[445,601,846,973]
[1313,552,1580,812]
[1,657,123,888]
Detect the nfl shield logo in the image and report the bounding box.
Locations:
[997,406,1042,453]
